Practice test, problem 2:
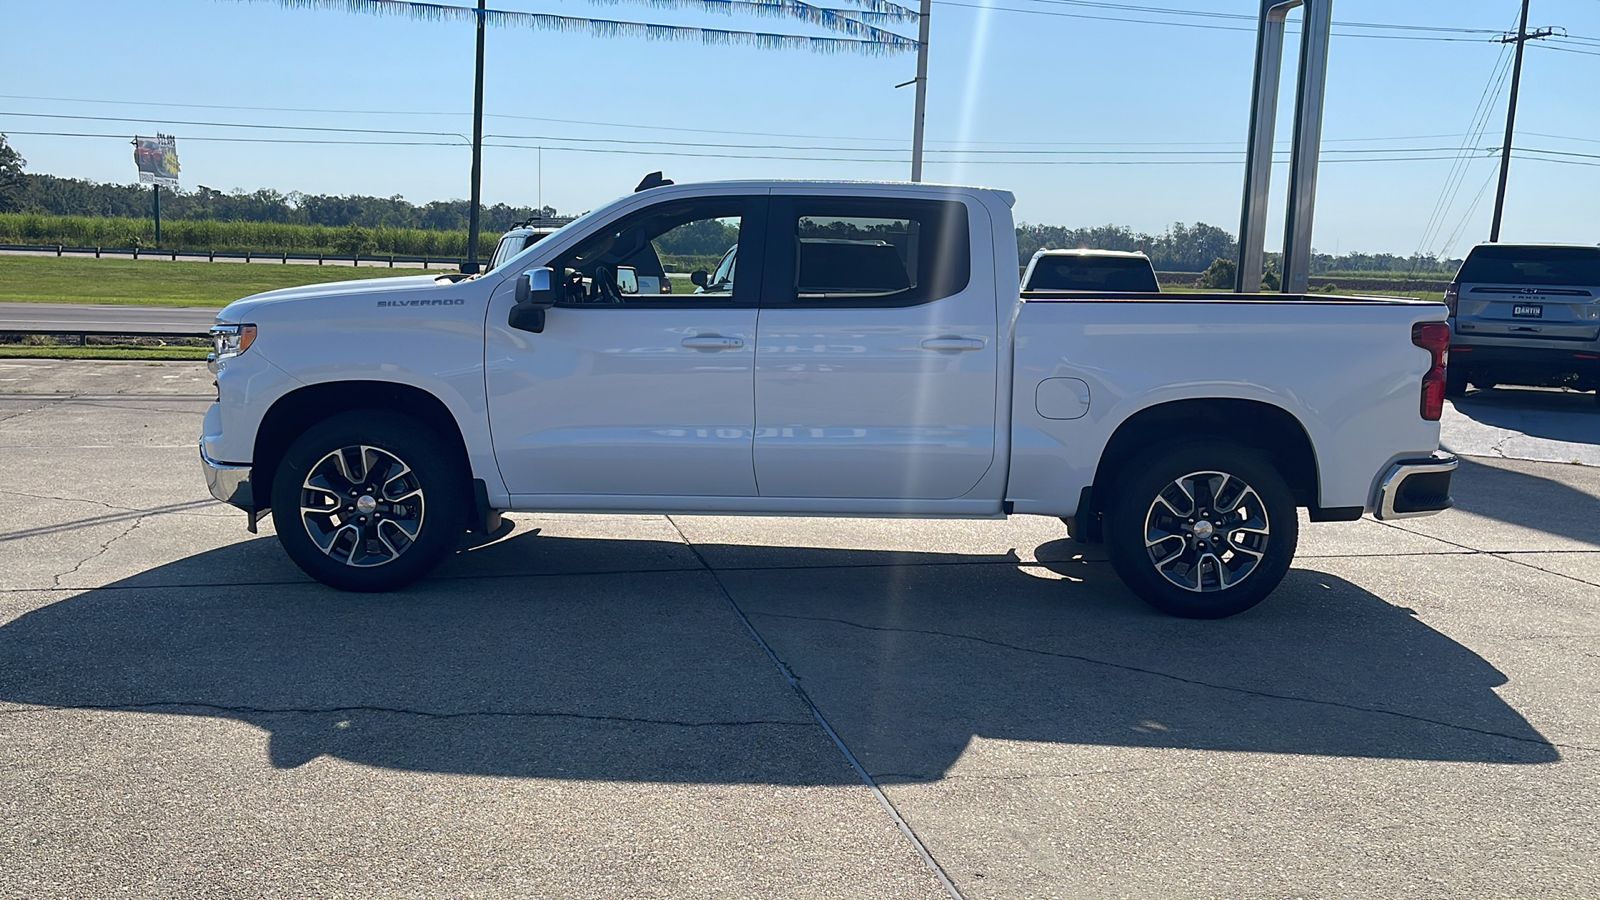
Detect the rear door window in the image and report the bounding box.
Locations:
[764,198,971,307]
[1457,246,1600,286]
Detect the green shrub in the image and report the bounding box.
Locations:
[0,212,498,259]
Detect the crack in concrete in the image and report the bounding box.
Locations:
[52,514,146,588]
[0,394,76,426]
[0,700,814,730]
[876,766,1160,784]
[665,515,968,900]
[0,489,144,513]
[1376,520,1600,590]
[0,497,228,545]
[746,610,1595,754]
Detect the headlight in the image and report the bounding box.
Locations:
[208,324,257,373]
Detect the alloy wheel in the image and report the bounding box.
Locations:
[1143,470,1271,592]
[299,445,425,567]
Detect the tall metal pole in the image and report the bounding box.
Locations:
[1280,0,1333,295]
[1234,0,1331,294]
[1235,2,1293,293]
[909,0,931,182]
[465,0,487,273]
[1489,0,1531,244]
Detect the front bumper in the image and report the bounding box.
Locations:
[1374,452,1458,520]
[200,441,254,511]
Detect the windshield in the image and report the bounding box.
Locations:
[702,246,737,294]
[489,234,528,272]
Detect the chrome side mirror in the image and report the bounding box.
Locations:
[510,267,557,333]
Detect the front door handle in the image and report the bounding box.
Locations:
[682,335,745,350]
[920,337,986,352]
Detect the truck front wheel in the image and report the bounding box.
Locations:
[270,412,467,592]
[1104,442,1297,618]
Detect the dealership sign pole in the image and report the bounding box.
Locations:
[133,134,180,248]
[1235,0,1332,295]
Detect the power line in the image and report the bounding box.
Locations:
[8,95,1529,148]
[0,130,466,147]
[2,129,1547,166]
[0,110,466,139]
[1011,0,1511,35]
[929,0,1511,41]
[1415,34,1516,256]
[0,110,1530,156]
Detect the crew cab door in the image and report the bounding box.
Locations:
[753,193,998,499]
[485,195,766,497]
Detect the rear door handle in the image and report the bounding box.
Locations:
[682,335,744,350]
[920,337,986,352]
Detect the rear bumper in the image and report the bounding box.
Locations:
[200,441,254,511]
[1375,452,1457,521]
[1449,336,1600,384]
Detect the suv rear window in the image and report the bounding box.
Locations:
[1028,256,1159,292]
[1456,246,1600,286]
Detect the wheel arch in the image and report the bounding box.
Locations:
[1079,398,1322,537]
[252,381,472,513]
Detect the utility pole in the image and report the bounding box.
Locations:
[908,0,931,182]
[465,0,487,273]
[1489,0,1555,243]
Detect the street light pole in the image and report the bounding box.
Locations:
[909,0,930,182]
[465,0,487,273]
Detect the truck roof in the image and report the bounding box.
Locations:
[630,179,1017,208]
[1031,248,1151,259]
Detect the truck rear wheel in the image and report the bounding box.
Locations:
[270,412,467,592]
[1104,442,1297,618]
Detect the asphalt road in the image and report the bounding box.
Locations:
[0,247,437,269]
[0,302,218,335]
[0,361,1596,899]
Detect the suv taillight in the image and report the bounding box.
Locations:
[1443,283,1459,317]
[1413,321,1450,421]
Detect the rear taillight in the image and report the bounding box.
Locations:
[1413,321,1450,421]
[1443,283,1459,317]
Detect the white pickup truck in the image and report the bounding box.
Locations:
[202,179,1457,618]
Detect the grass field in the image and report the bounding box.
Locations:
[0,256,425,307]
[0,344,211,360]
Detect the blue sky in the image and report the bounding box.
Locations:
[2,0,1598,256]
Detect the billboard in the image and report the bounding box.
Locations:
[133,134,180,188]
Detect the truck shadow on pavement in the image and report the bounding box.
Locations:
[1450,386,1599,444]
[1445,456,1600,547]
[0,531,1560,784]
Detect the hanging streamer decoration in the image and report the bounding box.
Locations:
[586,0,920,28]
[240,0,920,54]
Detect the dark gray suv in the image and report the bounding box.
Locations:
[1445,244,1600,403]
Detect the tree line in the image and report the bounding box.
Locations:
[1018,220,1459,275]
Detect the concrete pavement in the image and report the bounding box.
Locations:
[0,360,1596,899]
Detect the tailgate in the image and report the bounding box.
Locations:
[1457,283,1600,341]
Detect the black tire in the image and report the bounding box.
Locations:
[1104,442,1298,619]
[270,412,468,592]
[1444,367,1468,398]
